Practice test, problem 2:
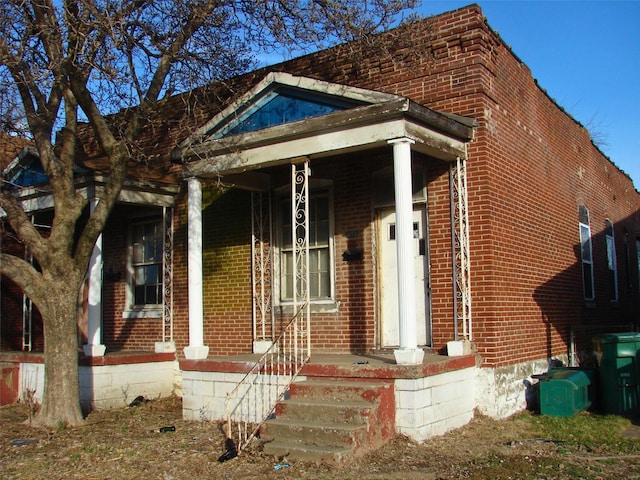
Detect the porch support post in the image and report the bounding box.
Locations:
[184,177,209,360]
[389,138,424,365]
[83,198,106,357]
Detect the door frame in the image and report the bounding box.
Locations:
[375,203,432,349]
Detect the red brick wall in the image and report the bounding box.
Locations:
[61,4,639,367]
[266,4,640,365]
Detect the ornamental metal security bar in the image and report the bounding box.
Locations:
[225,161,311,452]
[251,192,274,343]
[291,161,311,358]
[450,157,472,341]
[162,206,174,343]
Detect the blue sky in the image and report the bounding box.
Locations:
[416,1,640,190]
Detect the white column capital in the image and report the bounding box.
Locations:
[388,137,416,146]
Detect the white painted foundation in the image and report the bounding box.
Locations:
[475,355,568,418]
[395,366,476,442]
[18,360,179,411]
[181,370,309,422]
[183,366,477,444]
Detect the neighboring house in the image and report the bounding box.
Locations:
[1,3,639,453]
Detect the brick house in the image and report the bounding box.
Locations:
[2,4,639,453]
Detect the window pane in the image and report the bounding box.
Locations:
[580,225,592,261]
[145,285,158,305]
[319,249,330,297]
[134,286,145,305]
[605,219,614,237]
[130,219,163,306]
[146,265,159,283]
[132,243,143,264]
[281,201,292,249]
[225,91,348,136]
[309,248,330,298]
[315,220,329,246]
[579,205,589,225]
[134,266,146,284]
[279,191,331,302]
[309,269,318,297]
[282,252,293,299]
[310,196,329,247]
[155,228,163,260]
[606,235,616,270]
[578,207,594,300]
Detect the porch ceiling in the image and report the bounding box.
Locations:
[173,98,474,180]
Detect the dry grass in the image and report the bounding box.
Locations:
[1,396,639,479]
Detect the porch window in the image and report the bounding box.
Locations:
[213,86,360,139]
[278,191,333,302]
[605,219,618,302]
[579,205,595,301]
[130,219,163,307]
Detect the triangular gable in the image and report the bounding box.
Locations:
[2,146,47,188]
[179,72,404,147]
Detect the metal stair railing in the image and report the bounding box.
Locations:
[225,302,310,453]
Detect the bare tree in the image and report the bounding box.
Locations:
[0,0,418,427]
[584,112,609,150]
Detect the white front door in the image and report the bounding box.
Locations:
[378,207,431,348]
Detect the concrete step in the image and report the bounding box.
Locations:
[261,378,396,463]
[263,418,368,448]
[274,397,374,425]
[289,379,392,403]
[262,440,354,463]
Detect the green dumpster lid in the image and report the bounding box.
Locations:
[596,332,640,343]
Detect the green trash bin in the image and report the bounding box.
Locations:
[539,367,594,417]
[593,333,640,415]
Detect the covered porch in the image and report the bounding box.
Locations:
[172,72,476,449]
[173,72,475,364]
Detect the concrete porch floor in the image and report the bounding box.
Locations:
[180,351,476,380]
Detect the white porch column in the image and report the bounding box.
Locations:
[83,199,106,357]
[184,177,209,359]
[390,138,424,365]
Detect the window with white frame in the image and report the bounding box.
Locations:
[129,218,163,308]
[278,189,333,303]
[579,205,595,301]
[605,219,618,302]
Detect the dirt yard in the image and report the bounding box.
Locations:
[1,396,639,479]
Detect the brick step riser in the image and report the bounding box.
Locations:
[289,381,393,403]
[274,401,373,425]
[263,421,368,449]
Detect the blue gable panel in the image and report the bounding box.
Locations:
[10,159,48,187]
[214,88,361,139]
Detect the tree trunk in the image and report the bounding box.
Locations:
[34,279,85,427]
